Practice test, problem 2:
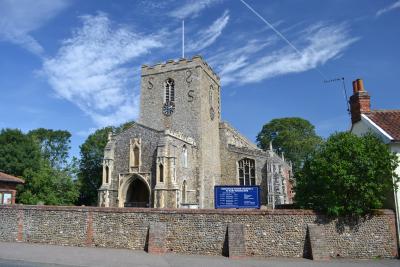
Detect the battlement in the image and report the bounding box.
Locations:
[141,55,220,82]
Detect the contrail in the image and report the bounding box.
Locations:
[239,0,327,79]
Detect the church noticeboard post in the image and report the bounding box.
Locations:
[214,186,260,209]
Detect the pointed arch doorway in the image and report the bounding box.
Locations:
[124,175,150,208]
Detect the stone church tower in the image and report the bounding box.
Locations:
[98,56,293,209]
[139,56,221,208]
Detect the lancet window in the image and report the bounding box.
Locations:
[105,166,109,184]
[182,180,187,203]
[182,145,188,168]
[133,146,140,167]
[159,163,164,183]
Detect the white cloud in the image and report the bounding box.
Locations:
[187,10,229,52]
[0,0,69,56]
[41,13,163,127]
[376,1,400,16]
[210,23,358,86]
[206,37,277,84]
[169,0,222,19]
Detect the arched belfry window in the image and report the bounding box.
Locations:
[238,158,255,185]
[165,78,175,103]
[182,145,188,168]
[105,166,109,184]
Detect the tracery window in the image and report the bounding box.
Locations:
[165,78,175,103]
[238,158,255,185]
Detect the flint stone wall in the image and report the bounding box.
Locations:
[0,205,397,259]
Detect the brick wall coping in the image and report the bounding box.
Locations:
[0,205,395,216]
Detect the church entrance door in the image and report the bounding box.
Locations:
[124,177,150,208]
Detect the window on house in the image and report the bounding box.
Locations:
[5,193,11,204]
[238,158,255,185]
[165,78,175,103]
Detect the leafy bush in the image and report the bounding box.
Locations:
[295,132,399,216]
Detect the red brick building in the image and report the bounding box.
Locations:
[0,171,24,205]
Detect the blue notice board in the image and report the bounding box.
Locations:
[214,186,260,209]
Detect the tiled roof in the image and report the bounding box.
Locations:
[0,171,25,184]
[366,110,400,141]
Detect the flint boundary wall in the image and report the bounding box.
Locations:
[0,205,397,259]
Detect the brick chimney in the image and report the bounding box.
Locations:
[349,79,370,124]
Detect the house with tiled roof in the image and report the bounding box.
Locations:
[0,171,24,205]
[349,78,400,245]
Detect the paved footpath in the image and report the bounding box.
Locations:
[0,242,398,267]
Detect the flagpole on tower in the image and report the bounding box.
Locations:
[182,20,185,58]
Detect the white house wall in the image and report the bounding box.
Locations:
[351,117,392,144]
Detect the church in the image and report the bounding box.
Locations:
[98,55,293,209]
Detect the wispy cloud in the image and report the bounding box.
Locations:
[0,0,69,56]
[187,10,230,52]
[207,37,278,84]
[41,13,163,127]
[76,128,97,137]
[169,0,222,19]
[209,23,358,86]
[376,1,400,16]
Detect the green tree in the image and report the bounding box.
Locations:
[78,121,134,206]
[295,132,399,216]
[28,128,71,170]
[0,128,79,205]
[18,161,79,205]
[256,117,322,173]
[0,128,41,176]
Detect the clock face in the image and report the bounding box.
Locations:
[163,101,175,116]
[210,107,215,121]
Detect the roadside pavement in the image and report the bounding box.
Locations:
[0,242,398,267]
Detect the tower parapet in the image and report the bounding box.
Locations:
[141,55,220,83]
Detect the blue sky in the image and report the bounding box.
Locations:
[1,0,399,158]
